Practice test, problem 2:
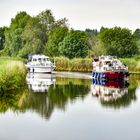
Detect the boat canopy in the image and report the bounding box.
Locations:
[31,54,49,59]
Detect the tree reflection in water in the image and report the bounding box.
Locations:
[0,88,28,113]
[0,74,91,120]
[91,78,138,109]
[0,73,139,119]
[23,76,90,119]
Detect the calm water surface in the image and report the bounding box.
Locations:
[0,72,140,140]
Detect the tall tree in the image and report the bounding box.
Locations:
[37,9,68,33]
[18,17,47,58]
[10,11,31,30]
[99,27,138,57]
[4,11,30,56]
[37,9,55,33]
[84,29,104,57]
[85,29,98,38]
[133,28,140,53]
[59,30,89,59]
[133,29,140,40]
[45,26,68,57]
[0,27,6,50]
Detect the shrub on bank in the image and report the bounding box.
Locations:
[0,59,26,92]
[55,57,92,72]
[121,58,140,72]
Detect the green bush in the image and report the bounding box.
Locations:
[121,58,140,72]
[55,57,92,72]
[0,58,26,92]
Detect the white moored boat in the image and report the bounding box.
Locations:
[25,54,56,73]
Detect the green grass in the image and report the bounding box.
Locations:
[55,57,92,72]
[120,58,140,73]
[0,57,26,92]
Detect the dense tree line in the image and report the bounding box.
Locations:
[98,27,138,57]
[0,9,139,58]
[0,27,7,50]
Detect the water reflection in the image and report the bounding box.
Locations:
[0,73,139,119]
[0,88,28,113]
[26,73,56,93]
[0,73,140,140]
[91,79,137,109]
[21,75,91,119]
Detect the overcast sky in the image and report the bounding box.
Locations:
[0,0,140,31]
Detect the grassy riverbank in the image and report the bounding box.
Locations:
[0,57,26,92]
[121,58,140,73]
[55,57,92,72]
[55,57,140,74]
[0,56,139,91]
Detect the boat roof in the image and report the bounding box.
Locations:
[99,55,117,59]
[97,55,117,62]
[31,54,49,59]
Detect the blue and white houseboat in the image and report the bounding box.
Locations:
[92,55,129,80]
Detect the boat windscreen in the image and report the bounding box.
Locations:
[47,58,50,61]
[38,58,42,62]
[33,58,37,62]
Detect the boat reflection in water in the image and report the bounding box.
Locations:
[26,73,56,93]
[91,79,129,102]
[24,75,90,119]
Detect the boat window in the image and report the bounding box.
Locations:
[113,56,117,59]
[38,58,42,62]
[105,61,111,64]
[47,58,50,61]
[33,59,37,62]
[94,58,99,62]
[43,58,46,62]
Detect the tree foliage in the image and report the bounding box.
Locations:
[99,27,138,57]
[37,9,55,33]
[45,26,68,56]
[133,29,140,40]
[3,10,68,58]
[10,11,31,30]
[0,10,139,59]
[4,11,30,56]
[18,17,47,58]
[133,29,140,52]
[37,9,68,33]
[84,29,104,57]
[59,30,89,59]
[85,29,98,38]
[0,27,6,50]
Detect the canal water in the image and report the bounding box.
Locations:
[0,72,140,140]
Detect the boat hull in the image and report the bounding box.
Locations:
[92,78,129,88]
[92,71,129,80]
[26,66,55,73]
